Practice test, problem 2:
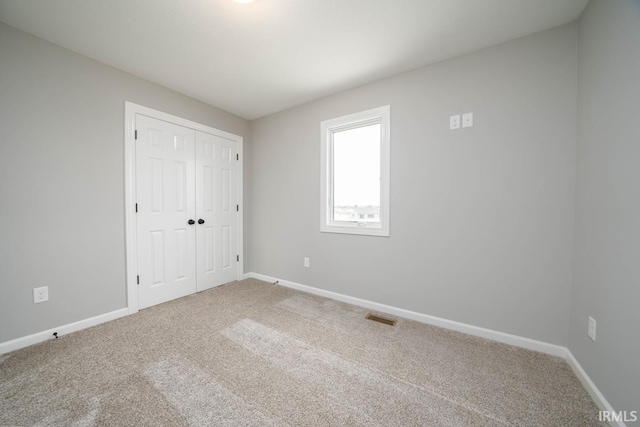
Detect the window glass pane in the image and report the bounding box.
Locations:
[332,123,381,223]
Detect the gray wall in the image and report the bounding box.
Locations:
[247,24,578,345]
[570,0,640,415]
[0,22,249,343]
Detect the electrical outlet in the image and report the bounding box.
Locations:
[33,286,49,304]
[588,316,596,342]
[462,112,473,128]
[304,257,310,268]
[449,115,460,130]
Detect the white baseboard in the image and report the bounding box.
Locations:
[245,272,566,357]
[565,349,626,427]
[246,272,625,423]
[246,272,628,424]
[2,275,621,426]
[0,308,129,355]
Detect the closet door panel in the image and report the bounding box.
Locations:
[195,131,238,291]
[136,115,197,309]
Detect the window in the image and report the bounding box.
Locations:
[320,105,390,236]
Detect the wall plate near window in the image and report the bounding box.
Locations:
[320,105,390,237]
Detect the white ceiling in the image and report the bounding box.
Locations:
[0,0,588,120]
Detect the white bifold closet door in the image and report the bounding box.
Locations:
[136,114,237,310]
[195,130,238,292]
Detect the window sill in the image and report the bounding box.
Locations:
[321,224,389,237]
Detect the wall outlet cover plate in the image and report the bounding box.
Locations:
[33,286,49,304]
[450,115,461,130]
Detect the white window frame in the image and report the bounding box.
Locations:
[320,105,390,237]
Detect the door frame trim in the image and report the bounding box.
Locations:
[124,101,244,314]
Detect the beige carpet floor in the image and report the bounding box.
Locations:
[0,278,602,426]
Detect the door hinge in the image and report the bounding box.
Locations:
[135,203,138,213]
[236,153,239,161]
[137,275,140,285]
[237,255,240,262]
[135,130,138,140]
[236,205,239,212]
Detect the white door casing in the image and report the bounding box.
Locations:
[124,102,243,314]
[196,131,238,291]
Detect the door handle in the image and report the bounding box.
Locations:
[188,219,195,225]
[198,219,205,224]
